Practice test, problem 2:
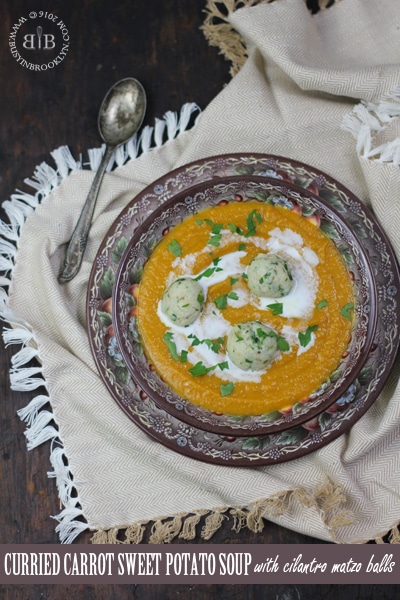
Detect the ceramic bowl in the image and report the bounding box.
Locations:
[112,176,377,437]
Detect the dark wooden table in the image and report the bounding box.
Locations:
[0,0,396,598]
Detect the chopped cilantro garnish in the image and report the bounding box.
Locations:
[228,223,243,235]
[258,327,290,352]
[188,333,201,346]
[195,219,203,225]
[188,334,224,354]
[256,327,268,341]
[245,209,263,237]
[212,338,224,353]
[167,239,182,257]
[188,362,210,376]
[220,382,235,397]
[341,302,354,320]
[298,324,318,348]
[215,294,228,310]
[163,332,178,361]
[317,299,328,310]
[284,262,293,281]
[277,336,290,352]
[238,243,246,251]
[180,350,188,363]
[215,291,239,310]
[208,337,224,353]
[204,219,213,226]
[205,225,223,246]
[217,361,229,371]
[267,302,283,315]
[208,234,222,247]
[188,360,229,377]
[230,277,239,286]
[195,264,223,280]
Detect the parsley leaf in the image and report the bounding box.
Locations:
[217,361,229,371]
[204,338,224,353]
[341,302,354,320]
[228,223,243,235]
[317,299,328,310]
[211,338,224,353]
[188,362,210,377]
[256,327,268,341]
[188,360,229,377]
[167,239,182,257]
[298,324,318,348]
[208,234,222,247]
[188,334,224,354]
[195,263,223,281]
[215,291,239,310]
[277,336,290,352]
[245,209,263,237]
[163,332,178,361]
[215,294,228,309]
[258,327,290,352]
[195,258,223,280]
[267,302,283,315]
[220,382,235,397]
[188,333,201,346]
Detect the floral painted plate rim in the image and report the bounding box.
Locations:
[113,175,377,436]
[86,154,400,466]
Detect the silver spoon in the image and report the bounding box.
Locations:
[59,77,146,283]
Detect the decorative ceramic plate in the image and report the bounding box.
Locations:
[87,154,400,466]
[112,176,377,436]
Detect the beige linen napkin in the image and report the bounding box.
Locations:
[2,0,400,543]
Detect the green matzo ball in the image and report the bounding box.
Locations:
[247,253,294,298]
[227,321,278,371]
[161,277,205,327]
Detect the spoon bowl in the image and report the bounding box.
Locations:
[59,78,146,283]
[98,78,146,147]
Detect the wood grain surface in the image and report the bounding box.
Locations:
[0,0,397,598]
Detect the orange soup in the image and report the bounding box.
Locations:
[137,201,354,416]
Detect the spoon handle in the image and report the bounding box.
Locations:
[58,144,114,283]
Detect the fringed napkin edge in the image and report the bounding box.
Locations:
[90,477,357,544]
[0,102,203,544]
[201,0,343,78]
